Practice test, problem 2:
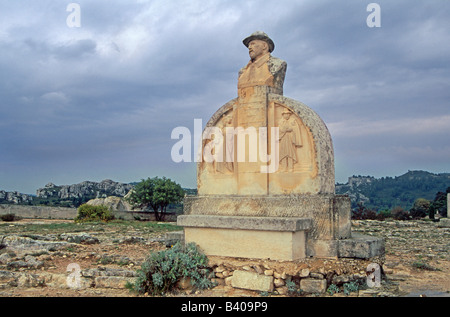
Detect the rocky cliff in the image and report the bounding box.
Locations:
[0,191,33,204]
[36,179,134,200]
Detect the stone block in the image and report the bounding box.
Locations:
[338,233,385,259]
[231,270,273,292]
[183,227,306,261]
[165,230,184,247]
[307,239,338,258]
[437,218,450,228]
[178,215,310,260]
[300,278,327,294]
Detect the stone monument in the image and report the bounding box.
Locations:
[177,31,384,261]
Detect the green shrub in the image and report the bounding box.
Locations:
[0,213,22,222]
[352,204,385,220]
[391,206,410,220]
[412,261,439,271]
[74,204,114,222]
[378,209,392,219]
[286,279,301,295]
[343,281,359,295]
[327,284,340,295]
[131,242,216,296]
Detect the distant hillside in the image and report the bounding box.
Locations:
[336,170,450,211]
[34,179,134,208]
[1,180,198,209]
[2,171,449,211]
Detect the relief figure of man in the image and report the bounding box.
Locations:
[279,110,302,172]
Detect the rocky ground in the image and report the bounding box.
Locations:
[0,218,448,297]
[351,218,449,297]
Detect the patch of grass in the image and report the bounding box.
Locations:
[98,255,115,265]
[0,222,85,235]
[0,219,181,235]
[108,219,182,232]
[66,246,76,253]
[411,261,440,271]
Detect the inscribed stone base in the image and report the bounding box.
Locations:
[179,195,385,259]
[183,227,307,261]
[178,215,311,261]
[183,194,352,244]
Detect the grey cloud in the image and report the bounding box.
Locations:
[52,39,97,59]
[0,0,449,193]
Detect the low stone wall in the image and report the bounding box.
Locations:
[0,205,77,220]
[0,204,176,222]
[206,255,391,296]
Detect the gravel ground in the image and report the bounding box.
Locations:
[0,218,449,297]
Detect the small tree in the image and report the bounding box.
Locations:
[391,206,410,220]
[429,187,449,219]
[409,198,431,219]
[126,177,185,221]
[352,202,384,220]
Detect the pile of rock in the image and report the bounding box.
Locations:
[0,266,136,290]
[0,233,138,291]
[207,256,388,296]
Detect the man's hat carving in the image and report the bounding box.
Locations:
[243,31,275,53]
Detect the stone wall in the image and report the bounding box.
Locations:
[0,204,176,222]
[0,205,77,220]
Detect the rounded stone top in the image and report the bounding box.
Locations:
[243,31,275,53]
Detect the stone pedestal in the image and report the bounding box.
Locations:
[182,194,356,258]
[178,215,311,261]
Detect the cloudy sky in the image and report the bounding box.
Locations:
[1,0,449,194]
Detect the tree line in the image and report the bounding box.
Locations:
[337,170,450,212]
[352,187,449,220]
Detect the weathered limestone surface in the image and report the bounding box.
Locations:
[183,194,353,258]
[300,278,327,294]
[179,215,311,260]
[177,215,312,231]
[338,232,385,259]
[437,217,450,228]
[231,270,274,292]
[86,196,133,212]
[197,93,335,196]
